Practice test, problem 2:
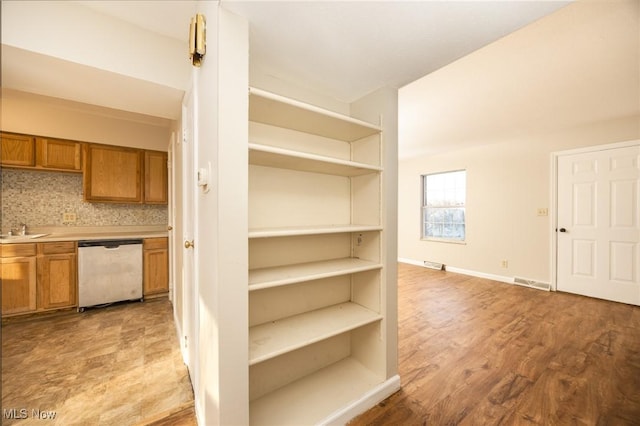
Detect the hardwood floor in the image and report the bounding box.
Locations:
[351,263,640,425]
[10,266,636,425]
[1,298,194,425]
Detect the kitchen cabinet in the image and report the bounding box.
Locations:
[36,137,82,172]
[37,242,77,310]
[1,132,83,172]
[0,132,36,167]
[143,237,168,296]
[83,143,143,203]
[144,150,168,204]
[1,244,37,316]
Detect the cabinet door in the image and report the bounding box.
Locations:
[37,138,82,171]
[0,133,35,167]
[144,150,168,204]
[84,144,143,203]
[38,253,77,310]
[1,257,37,315]
[143,238,168,295]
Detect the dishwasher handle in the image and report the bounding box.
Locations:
[78,239,143,248]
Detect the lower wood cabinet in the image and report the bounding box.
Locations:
[1,244,37,316]
[143,237,169,296]
[37,242,77,310]
[1,242,77,318]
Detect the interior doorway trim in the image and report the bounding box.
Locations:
[550,138,640,293]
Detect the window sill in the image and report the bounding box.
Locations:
[420,238,467,245]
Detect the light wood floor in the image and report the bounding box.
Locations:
[1,298,194,425]
[351,263,640,425]
[12,266,636,425]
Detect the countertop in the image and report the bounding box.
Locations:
[0,225,169,244]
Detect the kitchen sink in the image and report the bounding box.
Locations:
[0,233,49,241]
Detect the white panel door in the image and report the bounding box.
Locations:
[557,144,640,305]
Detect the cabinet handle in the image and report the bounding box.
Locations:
[184,240,194,249]
[168,225,173,231]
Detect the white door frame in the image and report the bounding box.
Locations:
[181,83,199,399]
[551,139,640,293]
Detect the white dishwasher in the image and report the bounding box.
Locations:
[78,239,143,310]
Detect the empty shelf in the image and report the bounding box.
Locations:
[248,224,382,239]
[249,88,381,142]
[249,143,381,177]
[249,258,382,291]
[249,302,382,365]
[250,357,383,426]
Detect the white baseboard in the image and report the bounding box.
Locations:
[320,374,401,425]
[397,257,424,267]
[398,258,512,284]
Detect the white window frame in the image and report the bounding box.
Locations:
[421,169,466,243]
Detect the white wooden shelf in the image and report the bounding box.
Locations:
[249,224,382,239]
[249,302,382,365]
[249,143,382,177]
[250,357,383,426]
[249,258,382,291]
[249,87,381,142]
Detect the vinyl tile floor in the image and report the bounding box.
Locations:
[1,298,194,425]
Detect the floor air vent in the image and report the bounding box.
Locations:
[423,261,444,270]
[514,277,551,291]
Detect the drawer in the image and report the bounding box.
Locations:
[144,237,167,250]
[38,241,76,255]
[1,243,37,258]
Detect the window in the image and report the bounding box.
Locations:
[422,170,466,241]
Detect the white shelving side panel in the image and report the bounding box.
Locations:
[249,143,382,177]
[250,357,383,426]
[249,87,381,142]
[249,224,382,239]
[249,257,382,291]
[249,302,382,365]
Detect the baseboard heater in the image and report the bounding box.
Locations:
[513,277,551,291]
[423,260,444,270]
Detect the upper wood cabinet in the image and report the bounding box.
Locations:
[1,132,36,167]
[83,143,143,203]
[1,132,83,172]
[144,150,168,204]
[36,137,82,171]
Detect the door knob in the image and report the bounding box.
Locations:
[559,228,567,233]
[184,240,194,249]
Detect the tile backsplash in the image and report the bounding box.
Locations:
[1,169,167,229]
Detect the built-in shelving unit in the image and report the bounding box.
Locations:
[248,224,382,239]
[247,87,390,425]
[249,143,382,177]
[249,302,383,365]
[249,257,382,291]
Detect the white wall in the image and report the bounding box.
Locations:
[189,5,250,425]
[399,116,639,283]
[398,0,640,284]
[1,89,172,151]
[1,1,188,91]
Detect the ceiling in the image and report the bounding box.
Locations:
[2,1,569,115]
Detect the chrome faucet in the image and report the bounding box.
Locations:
[14,223,27,236]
